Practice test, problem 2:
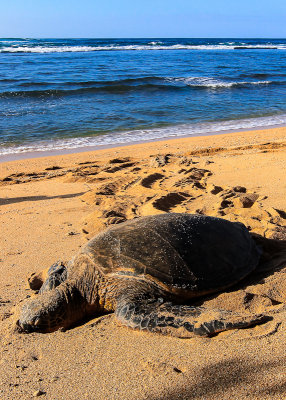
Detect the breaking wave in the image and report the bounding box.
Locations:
[1,44,286,53]
[0,76,276,98]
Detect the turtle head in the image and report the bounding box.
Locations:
[17,284,86,333]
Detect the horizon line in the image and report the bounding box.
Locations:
[1,36,286,40]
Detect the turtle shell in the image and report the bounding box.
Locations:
[83,213,261,296]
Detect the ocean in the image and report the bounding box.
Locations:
[1,38,286,158]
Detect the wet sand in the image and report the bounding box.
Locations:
[1,126,286,399]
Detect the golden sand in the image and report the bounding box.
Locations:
[1,126,286,399]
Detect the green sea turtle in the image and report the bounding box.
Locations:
[17,213,269,337]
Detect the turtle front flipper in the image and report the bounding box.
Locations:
[115,297,270,338]
[39,262,67,294]
[28,262,67,293]
[28,267,50,290]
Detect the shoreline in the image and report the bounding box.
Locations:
[1,122,286,164]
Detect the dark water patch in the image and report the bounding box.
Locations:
[242,73,270,79]
[18,82,54,87]
[240,72,286,78]
[0,78,20,83]
[0,84,179,98]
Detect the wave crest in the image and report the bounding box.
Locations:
[0,76,276,98]
[166,77,272,88]
[1,44,285,53]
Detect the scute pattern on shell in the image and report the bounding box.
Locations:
[83,213,261,295]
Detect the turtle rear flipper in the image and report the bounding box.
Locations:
[192,311,271,337]
[115,296,270,338]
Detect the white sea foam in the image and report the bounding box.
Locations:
[148,41,163,45]
[1,114,286,156]
[1,46,102,53]
[1,44,286,53]
[165,76,271,88]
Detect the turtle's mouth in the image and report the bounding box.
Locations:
[16,317,42,333]
[17,300,47,332]
[17,308,55,333]
[17,284,86,333]
[16,296,67,333]
[17,313,65,333]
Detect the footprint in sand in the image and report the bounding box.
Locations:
[74,152,286,242]
[141,173,165,188]
[152,192,191,213]
[104,162,136,174]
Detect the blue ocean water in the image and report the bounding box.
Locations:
[0,38,286,156]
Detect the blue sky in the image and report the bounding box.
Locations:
[1,0,286,38]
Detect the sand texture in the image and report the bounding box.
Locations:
[1,126,286,399]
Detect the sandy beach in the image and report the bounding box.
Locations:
[1,126,286,399]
